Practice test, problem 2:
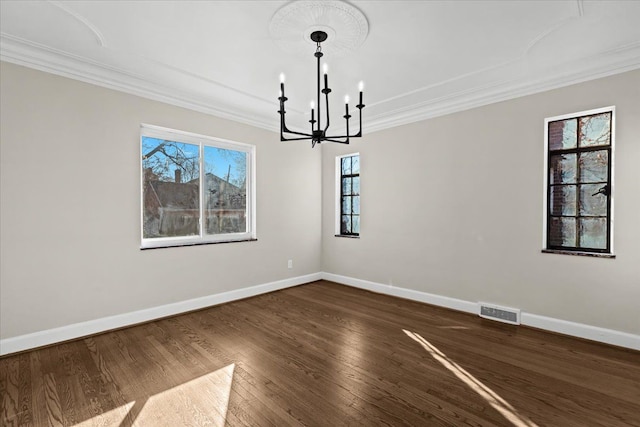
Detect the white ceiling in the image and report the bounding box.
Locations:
[1,0,639,134]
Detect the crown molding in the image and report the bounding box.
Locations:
[365,41,640,134]
[0,34,279,133]
[2,33,638,136]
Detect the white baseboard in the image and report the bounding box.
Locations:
[3,272,638,355]
[521,313,640,351]
[0,273,321,356]
[321,272,478,314]
[321,272,640,351]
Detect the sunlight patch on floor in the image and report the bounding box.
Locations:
[73,363,235,427]
[73,401,135,427]
[138,363,235,426]
[403,330,538,427]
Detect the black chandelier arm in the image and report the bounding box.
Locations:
[310,115,316,135]
[280,116,313,140]
[323,89,331,134]
[323,138,350,144]
[279,108,308,137]
[281,126,311,137]
[280,127,314,139]
[281,135,317,142]
[343,110,351,144]
[279,110,318,141]
[354,104,364,137]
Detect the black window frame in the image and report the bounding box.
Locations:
[544,108,614,255]
[338,154,360,237]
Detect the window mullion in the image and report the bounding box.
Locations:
[606,145,612,252]
[575,125,581,247]
[199,142,204,238]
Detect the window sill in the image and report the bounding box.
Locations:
[335,234,360,239]
[141,238,258,250]
[541,249,615,259]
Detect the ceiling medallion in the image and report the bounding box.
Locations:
[269,0,369,57]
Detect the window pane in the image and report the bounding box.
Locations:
[580,113,611,147]
[352,176,360,195]
[352,215,360,234]
[341,197,351,215]
[579,151,608,183]
[579,218,607,249]
[549,217,576,247]
[142,137,200,238]
[351,156,360,174]
[550,185,576,216]
[203,146,247,235]
[548,119,577,150]
[342,177,352,195]
[341,157,351,175]
[579,184,607,216]
[341,215,351,234]
[549,154,577,184]
[352,196,360,214]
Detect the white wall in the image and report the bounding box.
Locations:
[322,70,640,336]
[2,61,638,351]
[0,62,321,340]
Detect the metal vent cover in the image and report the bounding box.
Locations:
[479,303,521,325]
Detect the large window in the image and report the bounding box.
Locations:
[336,154,360,236]
[141,124,256,249]
[544,107,614,255]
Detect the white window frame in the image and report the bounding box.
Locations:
[542,106,615,256]
[140,124,256,249]
[335,152,360,237]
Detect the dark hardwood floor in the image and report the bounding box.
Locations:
[1,280,639,426]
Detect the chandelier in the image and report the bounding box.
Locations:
[278,31,365,148]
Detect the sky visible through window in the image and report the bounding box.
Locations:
[142,137,246,186]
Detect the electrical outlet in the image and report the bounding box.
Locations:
[287,259,293,269]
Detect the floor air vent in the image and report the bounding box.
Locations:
[478,303,521,325]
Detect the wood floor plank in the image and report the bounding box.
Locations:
[1,357,20,426]
[1,280,639,426]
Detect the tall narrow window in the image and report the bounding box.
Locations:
[141,124,256,249]
[337,154,360,236]
[544,107,613,255]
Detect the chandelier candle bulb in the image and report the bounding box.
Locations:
[280,73,285,98]
[323,63,329,90]
[358,81,364,106]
